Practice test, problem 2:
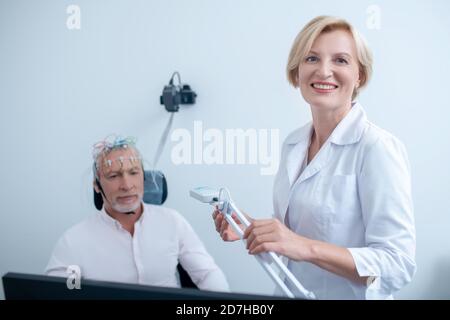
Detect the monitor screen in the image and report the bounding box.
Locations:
[2,272,282,300]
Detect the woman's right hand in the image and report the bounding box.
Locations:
[212,207,247,242]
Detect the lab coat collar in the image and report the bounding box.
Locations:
[284,102,366,146]
[284,102,366,188]
[329,102,367,145]
[284,123,313,146]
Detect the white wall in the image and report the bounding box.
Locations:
[1,0,449,299]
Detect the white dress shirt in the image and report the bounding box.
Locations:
[273,102,416,299]
[45,203,229,292]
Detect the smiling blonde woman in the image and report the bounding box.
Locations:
[213,16,416,300]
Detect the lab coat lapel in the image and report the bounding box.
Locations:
[295,140,332,186]
[291,102,365,186]
[285,121,332,189]
[285,139,310,187]
[278,134,332,224]
[278,140,332,225]
[274,124,311,223]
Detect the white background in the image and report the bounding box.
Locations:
[1,0,449,299]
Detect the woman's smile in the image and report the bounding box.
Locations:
[311,81,339,93]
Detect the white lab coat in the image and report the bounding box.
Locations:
[273,102,416,299]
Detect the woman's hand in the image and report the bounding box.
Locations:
[212,207,251,242]
[243,218,313,261]
[244,218,369,285]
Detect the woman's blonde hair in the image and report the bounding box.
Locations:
[286,16,373,100]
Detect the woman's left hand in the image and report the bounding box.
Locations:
[243,218,313,262]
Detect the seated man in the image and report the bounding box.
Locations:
[45,135,229,291]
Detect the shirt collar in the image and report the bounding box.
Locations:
[285,102,367,146]
[98,202,146,230]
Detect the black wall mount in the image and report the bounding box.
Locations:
[160,71,197,112]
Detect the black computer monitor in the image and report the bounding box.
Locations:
[2,272,282,300]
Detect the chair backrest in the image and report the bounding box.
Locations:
[177,264,198,289]
[143,170,168,205]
